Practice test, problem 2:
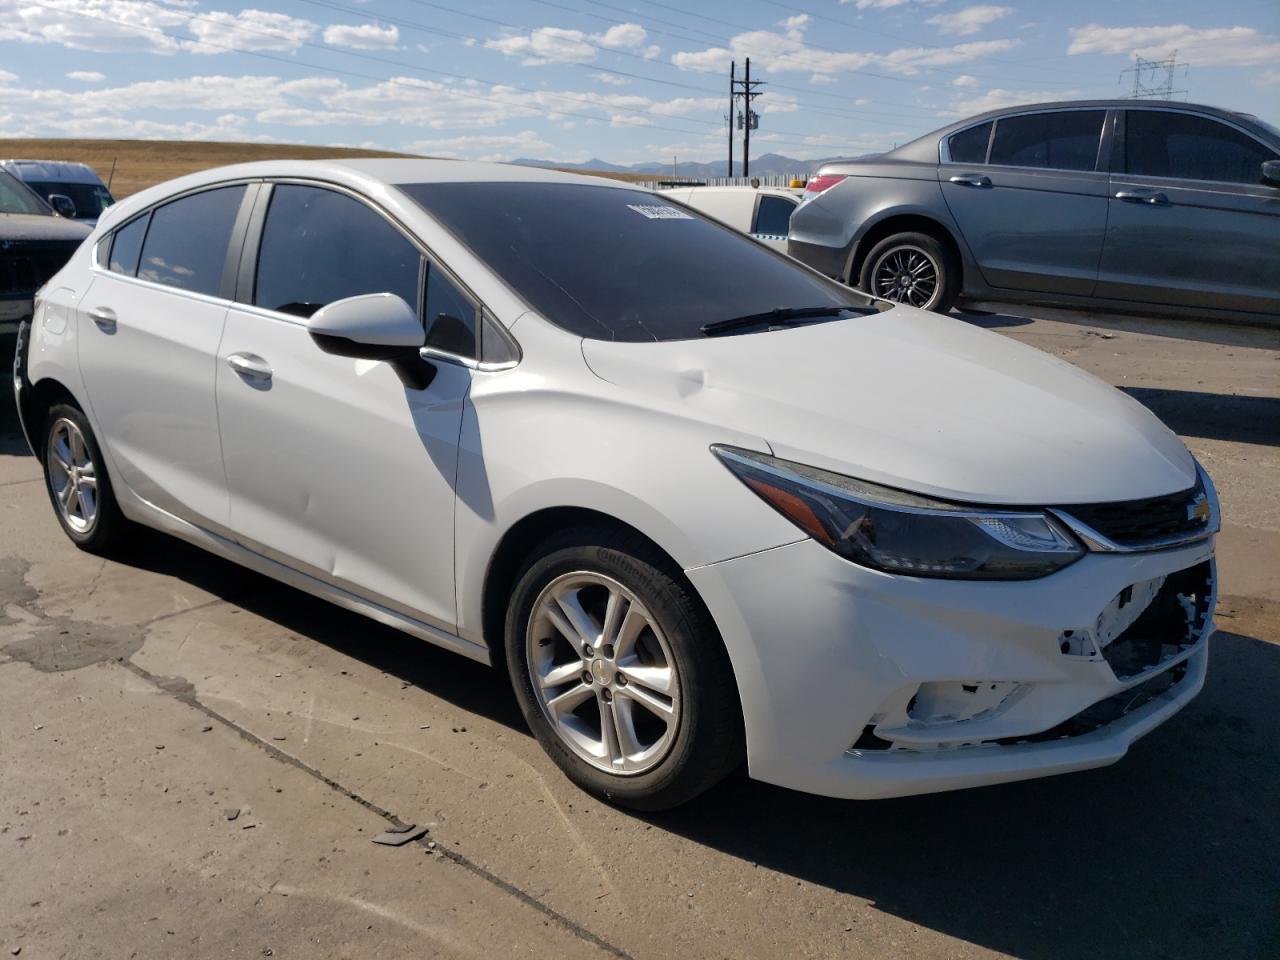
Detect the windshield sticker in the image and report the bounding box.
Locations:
[626,204,694,220]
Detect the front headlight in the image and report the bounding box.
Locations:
[713,446,1084,580]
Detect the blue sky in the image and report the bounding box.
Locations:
[0,0,1276,164]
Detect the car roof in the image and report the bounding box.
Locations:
[882,99,1276,163]
[94,157,641,232]
[0,159,107,185]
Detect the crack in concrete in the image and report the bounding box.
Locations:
[0,551,634,959]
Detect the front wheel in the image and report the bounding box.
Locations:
[505,528,743,811]
[859,231,958,313]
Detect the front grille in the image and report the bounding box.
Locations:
[1055,477,1209,548]
[0,240,80,297]
[994,660,1191,746]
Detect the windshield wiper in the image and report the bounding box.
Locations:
[700,305,866,337]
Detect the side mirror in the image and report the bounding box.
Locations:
[308,293,436,389]
[1262,160,1280,188]
[48,193,77,218]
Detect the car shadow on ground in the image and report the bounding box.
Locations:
[1121,387,1280,447]
[117,529,1279,960]
[960,302,1280,349]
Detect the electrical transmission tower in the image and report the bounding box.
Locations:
[1120,51,1188,100]
[726,58,765,177]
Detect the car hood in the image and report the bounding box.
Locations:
[580,306,1195,506]
[0,213,92,242]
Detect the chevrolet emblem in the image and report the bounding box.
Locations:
[1187,492,1210,524]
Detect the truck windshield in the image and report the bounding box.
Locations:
[26,181,114,218]
[398,180,870,342]
[0,170,52,216]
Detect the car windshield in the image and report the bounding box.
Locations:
[0,169,52,216]
[398,181,871,341]
[26,180,114,217]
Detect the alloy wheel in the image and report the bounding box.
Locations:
[525,572,681,775]
[46,417,99,534]
[870,244,940,309]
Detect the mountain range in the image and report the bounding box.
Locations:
[512,152,873,179]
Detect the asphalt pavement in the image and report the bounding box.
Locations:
[2,307,1278,960]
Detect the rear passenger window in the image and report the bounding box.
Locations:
[1125,110,1278,185]
[989,111,1105,171]
[423,266,477,357]
[254,184,421,319]
[752,195,796,237]
[108,214,148,276]
[137,186,245,295]
[947,121,992,164]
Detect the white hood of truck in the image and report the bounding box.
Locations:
[581,306,1194,506]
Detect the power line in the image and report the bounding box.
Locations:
[21,0,885,155]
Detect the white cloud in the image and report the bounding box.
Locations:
[0,0,190,54]
[485,22,656,65]
[486,26,596,65]
[947,87,1082,115]
[1067,24,1280,67]
[672,17,1018,77]
[927,6,1013,37]
[404,130,557,162]
[66,70,106,82]
[0,69,16,83]
[809,73,836,85]
[323,22,399,50]
[0,1,319,56]
[187,9,316,55]
[591,72,629,86]
[951,74,979,87]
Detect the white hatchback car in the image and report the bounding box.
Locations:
[14,160,1218,809]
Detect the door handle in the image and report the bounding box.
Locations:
[949,174,992,187]
[1115,190,1169,205]
[87,306,117,332]
[226,352,273,382]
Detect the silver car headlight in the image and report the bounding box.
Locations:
[713,446,1084,580]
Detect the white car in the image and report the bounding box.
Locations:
[15,160,1218,810]
[657,184,800,252]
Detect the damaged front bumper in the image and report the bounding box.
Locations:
[687,534,1215,800]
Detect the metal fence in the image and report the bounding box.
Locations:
[636,173,809,190]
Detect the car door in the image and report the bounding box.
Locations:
[939,108,1110,295]
[215,181,474,632]
[1096,108,1280,315]
[750,193,798,252]
[76,183,252,530]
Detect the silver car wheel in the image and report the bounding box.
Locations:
[870,244,940,309]
[526,572,681,776]
[46,417,99,534]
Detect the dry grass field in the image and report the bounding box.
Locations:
[0,139,415,199]
[0,138,648,199]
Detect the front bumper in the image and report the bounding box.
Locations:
[687,535,1215,800]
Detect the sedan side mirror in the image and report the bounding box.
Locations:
[48,193,77,218]
[308,293,436,389]
[1262,160,1280,188]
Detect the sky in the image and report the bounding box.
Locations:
[0,0,1276,165]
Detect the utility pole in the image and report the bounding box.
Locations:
[732,57,765,178]
[727,60,735,177]
[1120,50,1188,100]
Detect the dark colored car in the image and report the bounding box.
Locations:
[788,100,1280,323]
[1,169,91,333]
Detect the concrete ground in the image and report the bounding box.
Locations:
[2,308,1278,960]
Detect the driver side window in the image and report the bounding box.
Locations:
[254,184,421,319]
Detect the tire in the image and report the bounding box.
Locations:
[41,403,131,554]
[505,526,743,811]
[858,231,959,313]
